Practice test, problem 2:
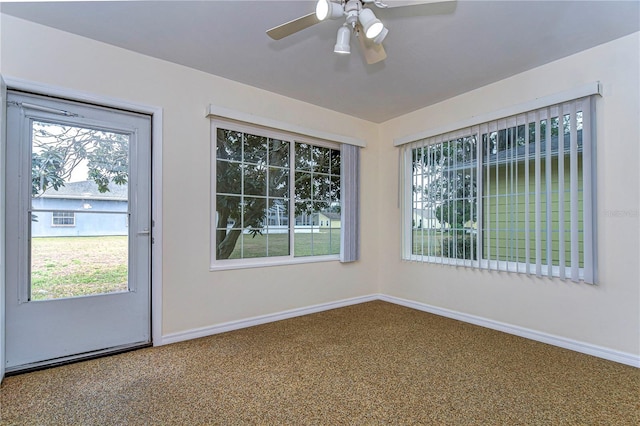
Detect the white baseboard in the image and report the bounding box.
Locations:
[159,294,379,346]
[159,293,639,368]
[379,294,640,368]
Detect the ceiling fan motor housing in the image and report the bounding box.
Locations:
[345,0,361,26]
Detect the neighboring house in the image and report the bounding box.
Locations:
[31,181,129,237]
[317,212,341,229]
[413,207,446,229]
[222,205,340,234]
[481,130,584,265]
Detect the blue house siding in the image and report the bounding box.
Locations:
[31,197,128,237]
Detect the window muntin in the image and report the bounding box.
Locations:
[214,126,341,264]
[51,211,75,227]
[404,98,594,282]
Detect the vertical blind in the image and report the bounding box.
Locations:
[401,96,596,283]
[340,143,360,263]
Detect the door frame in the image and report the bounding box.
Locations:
[2,77,163,367]
[1,75,7,382]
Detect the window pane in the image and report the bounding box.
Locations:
[216,195,241,227]
[294,204,341,257]
[215,195,242,260]
[268,167,289,198]
[313,146,331,174]
[28,120,132,299]
[295,143,312,171]
[269,139,289,168]
[267,200,290,257]
[242,197,266,231]
[244,164,266,196]
[295,172,313,201]
[241,231,267,259]
[216,129,242,162]
[330,175,341,202]
[244,133,267,164]
[330,149,341,176]
[216,160,241,195]
[314,174,332,202]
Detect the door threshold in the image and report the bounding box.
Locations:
[4,341,152,376]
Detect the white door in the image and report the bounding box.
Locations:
[5,91,151,372]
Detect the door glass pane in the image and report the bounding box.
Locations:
[30,120,129,300]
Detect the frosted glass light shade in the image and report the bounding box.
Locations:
[316,0,344,21]
[359,8,384,39]
[334,25,351,54]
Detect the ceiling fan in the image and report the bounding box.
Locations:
[267,0,454,65]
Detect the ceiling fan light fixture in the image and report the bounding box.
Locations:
[358,8,384,39]
[316,0,344,21]
[334,25,351,54]
[372,26,388,44]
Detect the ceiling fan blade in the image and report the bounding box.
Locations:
[357,26,387,65]
[375,0,454,8]
[266,13,321,40]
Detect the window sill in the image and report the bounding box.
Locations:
[210,254,340,272]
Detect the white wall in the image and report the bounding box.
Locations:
[0,14,380,339]
[378,32,640,356]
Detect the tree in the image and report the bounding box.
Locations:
[31,122,129,197]
[418,137,477,229]
[415,136,477,259]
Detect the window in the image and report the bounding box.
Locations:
[401,96,596,283]
[212,121,359,268]
[51,211,75,227]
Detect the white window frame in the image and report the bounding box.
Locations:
[210,119,344,271]
[399,86,599,284]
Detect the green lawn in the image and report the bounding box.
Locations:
[31,231,341,300]
[31,236,128,301]
[228,229,341,259]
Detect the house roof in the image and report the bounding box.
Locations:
[319,212,341,221]
[485,130,584,167]
[435,130,584,172]
[39,180,128,201]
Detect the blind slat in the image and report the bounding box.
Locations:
[545,107,553,277]
[558,105,566,279]
[570,102,580,281]
[535,112,542,277]
[582,98,595,284]
[524,114,531,274]
[475,126,484,265]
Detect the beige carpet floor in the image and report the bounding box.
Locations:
[1,301,638,425]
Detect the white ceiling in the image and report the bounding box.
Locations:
[2,1,639,123]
